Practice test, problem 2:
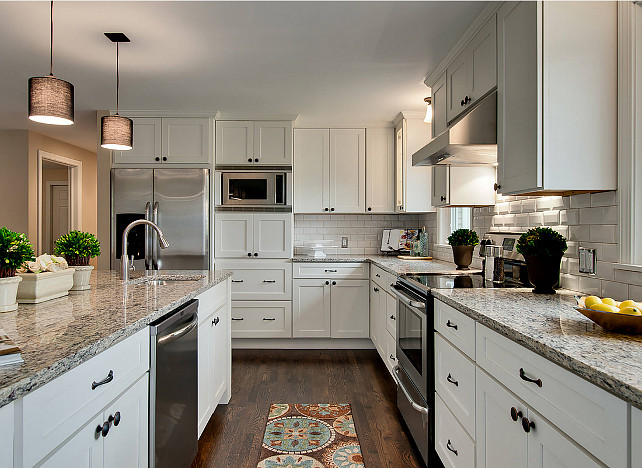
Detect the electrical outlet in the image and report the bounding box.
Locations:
[341,237,348,248]
[579,247,596,274]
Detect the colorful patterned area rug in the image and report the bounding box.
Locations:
[257,403,365,468]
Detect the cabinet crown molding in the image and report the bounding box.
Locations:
[112,110,221,118]
[216,113,299,122]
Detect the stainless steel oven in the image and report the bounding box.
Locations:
[220,171,289,206]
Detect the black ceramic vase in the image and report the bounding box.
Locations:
[524,255,562,294]
[452,245,474,270]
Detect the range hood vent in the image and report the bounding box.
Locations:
[412,91,497,166]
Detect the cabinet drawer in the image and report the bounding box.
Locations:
[231,301,292,338]
[217,262,292,300]
[434,299,475,359]
[371,264,396,289]
[22,328,149,467]
[435,333,476,438]
[386,292,397,339]
[196,280,228,325]
[435,393,476,468]
[293,262,369,279]
[384,330,397,376]
[476,324,627,468]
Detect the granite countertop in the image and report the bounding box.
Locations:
[0,269,231,408]
[292,254,481,276]
[432,288,642,408]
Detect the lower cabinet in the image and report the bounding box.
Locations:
[0,402,13,464]
[633,406,642,468]
[435,394,475,468]
[231,301,292,338]
[293,279,368,338]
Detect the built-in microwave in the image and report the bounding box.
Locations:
[218,171,290,207]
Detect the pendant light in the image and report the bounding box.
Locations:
[423,97,432,123]
[28,0,74,125]
[101,32,133,151]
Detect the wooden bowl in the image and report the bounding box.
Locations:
[575,296,642,334]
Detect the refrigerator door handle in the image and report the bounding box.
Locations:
[152,202,159,269]
[144,202,151,270]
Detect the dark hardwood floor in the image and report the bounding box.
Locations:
[192,349,425,468]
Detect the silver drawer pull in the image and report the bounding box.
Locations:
[263,280,276,283]
[263,318,276,321]
[231,279,244,283]
[231,318,244,321]
[325,269,338,272]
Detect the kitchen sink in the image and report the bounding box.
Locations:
[126,274,205,286]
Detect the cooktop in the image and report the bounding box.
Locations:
[400,273,527,294]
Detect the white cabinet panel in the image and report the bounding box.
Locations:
[294,128,329,213]
[102,375,149,468]
[329,129,366,213]
[432,166,496,207]
[254,121,293,165]
[293,279,331,338]
[113,118,161,164]
[369,282,382,354]
[198,308,214,437]
[469,15,497,103]
[447,53,470,124]
[395,117,433,213]
[386,291,396,340]
[0,402,13,465]
[215,213,253,258]
[216,261,292,300]
[330,279,369,338]
[434,299,476,360]
[431,72,447,137]
[253,213,292,258]
[365,128,395,213]
[231,301,292,338]
[162,118,210,164]
[384,330,397,376]
[40,414,104,468]
[633,406,642,468]
[215,121,254,165]
[435,394,476,468]
[293,262,369,280]
[432,165,449,207]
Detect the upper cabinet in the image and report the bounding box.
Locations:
[431,165,496,207]
[113,117,211,165]
[216,120,293,166]
[294,128,367,214]
[431,72,448,138]
[496,1,617,195]
[394,113,434,213]
[366,128,395,213]
[215,212,293,259]
[446,15,497,124]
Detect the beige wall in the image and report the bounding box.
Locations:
[41,166,69,253]
[0,130,30,234]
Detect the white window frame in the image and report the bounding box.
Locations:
[437,207,472,245]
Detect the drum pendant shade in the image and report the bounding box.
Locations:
[101,115,133,150]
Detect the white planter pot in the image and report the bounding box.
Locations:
[0,276,22,312]
[70,265,94,291]
[16,269,75,304]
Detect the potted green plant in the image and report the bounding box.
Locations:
[54,231,101,291]
[447,229,479,270]
[516,227,568,294]
[0,227,34,312]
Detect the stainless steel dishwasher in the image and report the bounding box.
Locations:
[150,299,198,468]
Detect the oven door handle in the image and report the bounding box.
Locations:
[392,365,429,415]
[389,285,426,309]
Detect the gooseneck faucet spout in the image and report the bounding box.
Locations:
[121,219,170,281]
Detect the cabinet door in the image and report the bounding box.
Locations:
[394,124,405,212]
[476,369,527,468]
[329,129,366,213]
[330,279,369,338]
[365,128,395,213]
[294,129,330,213]
[113,117,161,164]
[431,72,448,137]
[293,279,331,338]
[40,414,104,468]
[432,165,449,206]
[527,407,603,468]
[198,308,214,438]
[369,282,381,353]
[386,291,397,340]
[102,374,149,468]
[0,402,12,464]
[215,121,254,165]
[209,303,228,412]
[215,213,253,258]
[254,121,293,165]
[446,53,470,123]
[253,213,292,259]
[469,15,497,102]
[162,118,210,164]
[497,1,541,194]
[633,406,642,468]
[449,166,496,206]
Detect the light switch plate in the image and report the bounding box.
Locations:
[579,247,596,274]
[341,237,348,248]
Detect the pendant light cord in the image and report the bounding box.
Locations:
[116,42,120,115]
[49,0,54,76]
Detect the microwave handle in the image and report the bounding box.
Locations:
[389,285,426,309]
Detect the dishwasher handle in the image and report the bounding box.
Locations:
[157,317,197,346]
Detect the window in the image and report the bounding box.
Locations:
[438,207,472,244]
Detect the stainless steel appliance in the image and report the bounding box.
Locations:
[111,169,210,271]
[412,91,497,166]
[150,299,199,468]
[218,171,290,207]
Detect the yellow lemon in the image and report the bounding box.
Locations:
[619,300,641,309]
[584,296,602,309]
[602,298,618,307]
[589,303,620,313]
[618,306,642,316]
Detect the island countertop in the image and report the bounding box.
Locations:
[0,269,231,408]
[432,288,642,409]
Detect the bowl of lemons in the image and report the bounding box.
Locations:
[575,296,642,334]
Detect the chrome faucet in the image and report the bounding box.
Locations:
[121,219,170,281]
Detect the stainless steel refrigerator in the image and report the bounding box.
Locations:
[111,168,210,271]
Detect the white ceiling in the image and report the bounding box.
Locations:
[0,1,486,151]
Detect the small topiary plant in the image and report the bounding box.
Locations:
[447,229,479,246]
[0,227,35,278]
[54,231,101,266]
[516,227,567,258]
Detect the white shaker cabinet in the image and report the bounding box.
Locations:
[293,279,332,338]
[431,72,448,138]
[431,165,496,207]
[215,121,254,165]
[215,213,292,259]
[496,1,617,195]
[0,402,13,464]
[632,406,642,468]
[330,279,369,339]
[113,117,161,164]
[215,213,254,258]
[293,128,329,213]
[365,128,395,213]
[254,121,294,165]
[216,120,293,166]
[369,281,383,353]
[253,213,293,259]
[40,414,105,468]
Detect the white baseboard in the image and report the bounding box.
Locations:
[232,338,375,350]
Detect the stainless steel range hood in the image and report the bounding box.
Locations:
[412,91,497,166]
